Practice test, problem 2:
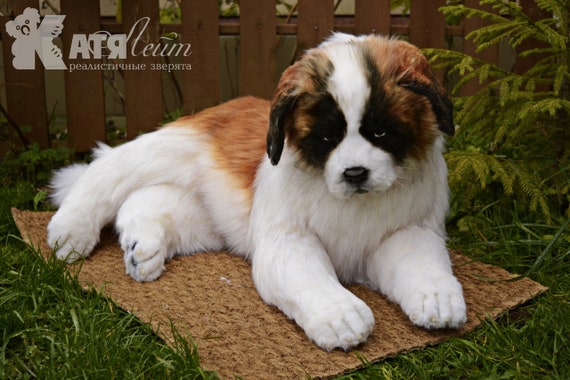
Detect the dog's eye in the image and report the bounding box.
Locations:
[25,20,30,24]
[321,135,337,144]
[373,130,386,139]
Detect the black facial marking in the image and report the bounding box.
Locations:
[298,93,347,169]
[359,110,416,164]
[360,53,418,164]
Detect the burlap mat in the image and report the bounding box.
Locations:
[11,208,547,379]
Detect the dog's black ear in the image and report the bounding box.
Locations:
[267,94,297,165]
[400,80,455,136]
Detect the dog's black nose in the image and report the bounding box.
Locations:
[343,166,369,185]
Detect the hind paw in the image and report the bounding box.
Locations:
[121,234,168,282]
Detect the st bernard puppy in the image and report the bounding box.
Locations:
[48,33,467,351]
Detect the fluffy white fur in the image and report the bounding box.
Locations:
[48,33,466,351]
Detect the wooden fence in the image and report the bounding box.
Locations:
[0,0,542,153]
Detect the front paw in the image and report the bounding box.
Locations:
[399,273,467,329]
[47,214,98,263]
[121,235,168,282]
[301,294,375,351]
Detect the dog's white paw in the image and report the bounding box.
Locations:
[121,234,168,282]
[399,273,467,329]
[47,213,98,263]
[302,294,375,351]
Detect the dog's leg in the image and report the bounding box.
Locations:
[367,225,467,329]
[252,234,375,351]
[116,184,224,282]
[47,146,125,262]
[47,129,203,262]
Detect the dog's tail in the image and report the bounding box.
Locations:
[49,143,112,207]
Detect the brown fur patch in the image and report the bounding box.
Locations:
[363,37,451,152]
[368,38,447,160]
[268,51,335,159]
[171,97,269,198]
[271,50,333,103]
[363,38,442,161]
[364,38,436,86]
[385,80,439,161]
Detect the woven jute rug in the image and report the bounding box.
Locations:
[11,208,547,379]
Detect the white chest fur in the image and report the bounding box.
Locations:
[250,139,449,284]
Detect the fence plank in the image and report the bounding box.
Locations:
[460,0,499,96]
[180,0,220,114]
[121,0,164,138]
[60,0,106,152]
[409,0,446,48]
[297,0,334,58]
[409,0,446,83]
[239,0,276,99]
[1,0,49,150]
[354,0,391,36]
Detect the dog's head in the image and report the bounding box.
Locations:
[267,33,454,199]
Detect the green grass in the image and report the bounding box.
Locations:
[1,157,568,379]
[0,183,218,379]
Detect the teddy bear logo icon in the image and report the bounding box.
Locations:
[5,7,67,70]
